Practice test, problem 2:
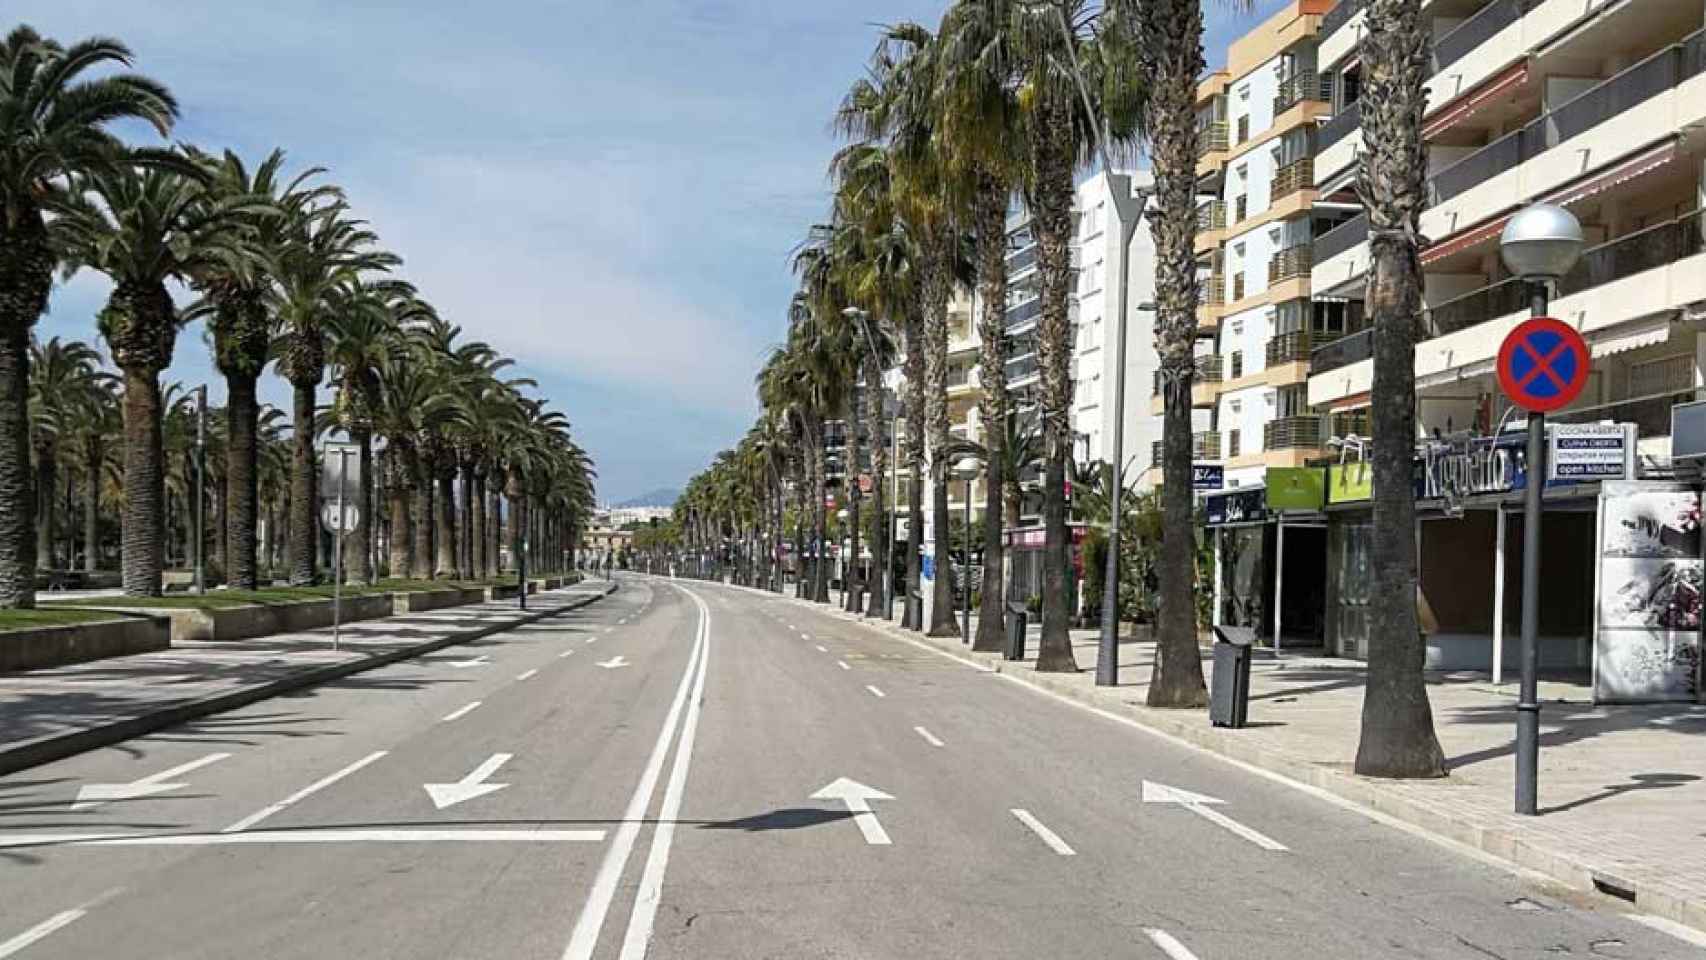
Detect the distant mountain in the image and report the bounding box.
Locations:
[614,488,679,509]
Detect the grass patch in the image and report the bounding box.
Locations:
[0,608,128,631]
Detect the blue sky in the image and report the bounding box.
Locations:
[16,1,1276,504]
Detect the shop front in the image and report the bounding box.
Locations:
[1207,468,1328,652]
[1004,523,1086,616]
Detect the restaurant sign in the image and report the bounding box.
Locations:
[1205,487,1268,526]
[1327,462,1373,504]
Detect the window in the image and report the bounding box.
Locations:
[1270,145,1283,171]
[1231,318,1244,336]
[1236,162,1248,184]
[1268,227,1281,249]
[1230,399,1242,415]
[1228,429,1242,458]
[1237,83,1250,101]
[1265,391,1277,409]
[1264,307,1278,333]
[1231,350,1244,378]
[1236,115,1250,144]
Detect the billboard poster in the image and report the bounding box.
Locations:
[1595,482,1703,702]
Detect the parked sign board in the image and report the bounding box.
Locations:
[1192,464,1224,490]
[1327,462,1372,504]
[1266,467,1324,512]
[1549,423,1633,480]
[1205,487,1267,526]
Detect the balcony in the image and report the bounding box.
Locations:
[1271,157,1314,202]
[1196,201,1226,231]
[1310,327,1372,376]
[1201,274,1225,307]
[1431,0,1524,75]
[1313,213,1368,267]
[1004,295,1042,331]
[1317,100,1361,153]
[1152,355,1224,395]
[1320,0,1363,48]
[1005,354,1040,383]
[1150,432,1223,467]
[1198,122,1229,157]
[1429,29,1706,207]
[1264,416,1327,451]
[1268,243,1314,285]
[1265,330,1313,366]
[1006,244,1039,274]
[1273,73,1324,115]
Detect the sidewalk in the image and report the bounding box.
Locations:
[0,581,616,776]
[791,592,1706,935]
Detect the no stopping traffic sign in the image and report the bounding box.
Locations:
[1496,316,1588,413]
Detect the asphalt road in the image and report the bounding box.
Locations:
[0,573,1699,959]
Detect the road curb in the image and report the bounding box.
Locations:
[0,581,617,778]
[725,579,1706,937]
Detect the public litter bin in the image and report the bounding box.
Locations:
[1004,602,1029,661]
[905,591,924,630]
[1210,625,1255,729]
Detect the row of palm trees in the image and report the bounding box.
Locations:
[1,24,596,604]
[676,0,1449,779]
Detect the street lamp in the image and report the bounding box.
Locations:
[1499,202,1584,817]
[192,385,207,596]
[954,458,980,646]
[837,507,850,608]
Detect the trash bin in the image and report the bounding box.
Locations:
[1004,602,1029,661]
[905,591,924,630]
[1210,625,1255,729]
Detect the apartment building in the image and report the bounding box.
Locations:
[1215,0,1706,695]
[1181,0,1362,494]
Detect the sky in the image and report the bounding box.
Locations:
[16,0,1277,505]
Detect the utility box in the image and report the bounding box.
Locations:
[1004,602,1029,661]
[1210,625,1256,729]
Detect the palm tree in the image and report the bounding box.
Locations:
[28,337,104,570]
[0,27,177,607]
[939,0,1026,651]
[70,370,120,572]
[1353,0,1446,778]
[59,161,260,596]
[371,352,456,580]
[271,204,397,585]
[188,147,335,590]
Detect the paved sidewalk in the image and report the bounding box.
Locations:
[0,581,616,775]
[775,587,1706,936]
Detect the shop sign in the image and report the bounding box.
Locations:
[1416,430,1583,501]
[1266,467,1324,512]
[1192,464,1224,490]
[1327,462,1372,504]
[1550,423,1633,480]
[1205,487,1267,526]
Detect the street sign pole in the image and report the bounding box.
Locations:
[332,450,348,652]
[194,386,207,596]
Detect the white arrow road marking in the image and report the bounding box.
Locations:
[516,668,539,681]
[424,754,512,809]
[1142,780,1288,851]
[865,685,886,698]
[71,753,230,810]
[441,702,482,723]
[1144,929,1203,960]
[597,656,630,670]
[913,726,944,748]
[448,655,490,669]
[1010,809,1075,856]
[223,751,389,832]
[810,777,893,845]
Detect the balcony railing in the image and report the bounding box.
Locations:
[1004,295,1042,330]
[1268,243,1314,284]
[1433,0,1525,74]
[1318,100,1361,152]
[1006,244,1039,274]
[1313,213,1368,265]
[1273,73,1324,115]
[1265,416,1327,451]
[1196,200,1227,231]
[1429,28,1706,206]
[1006,354,1040,382]
[1150,432,1223,467]
[1198,122,1229,156]
[1151,355,1225,395]
[1266,330,1313,365]
[1312,207,1706,376]
[1201,274,1225,306]
[1320,0,1363,45]
[1272,157,1315,202]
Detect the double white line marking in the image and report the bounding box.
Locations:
[561,584,711,960]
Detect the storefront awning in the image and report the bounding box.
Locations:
[1423,63,1528,139]
[1328,392,1371,412]
[1589,314,1672,358]
[1416,358,1494,391]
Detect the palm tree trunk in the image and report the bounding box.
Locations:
[923,242,958,636]
[459,461,475,576]
[974,175,1010,652]
[35,448,55,570]
[288,380,318,586]
[0,212,47,608]
[1144,0,1210,703]
[224,373,260,590]
[1354,0,1447,778]
[435,469,456,578]
[412,456,433,579]
[84,442,101,574]
[488,488,502,575]
[902,310,926,629]
[1032,97,1079,672]
[342,427,374,584]
[387,447,414,579]
[865,356,888,617]
[471,469,487,579]
[119,366,165,596]
[812,432,829,603]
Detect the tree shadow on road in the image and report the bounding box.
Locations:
[697,808,854,832]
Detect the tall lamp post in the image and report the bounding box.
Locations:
[1498,203,1584,817]
[954,458,979,645]
[836,507,849,608]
